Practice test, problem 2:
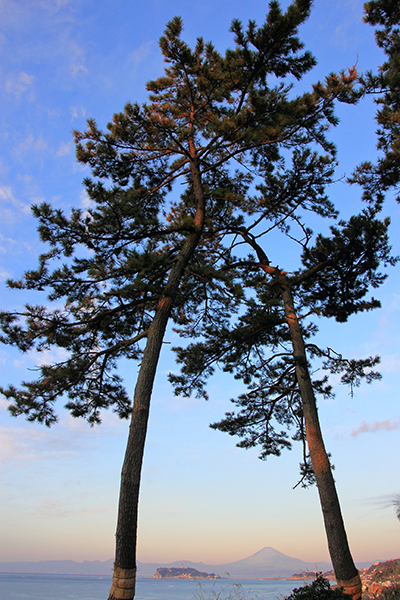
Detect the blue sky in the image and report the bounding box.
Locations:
[1,0,400,567]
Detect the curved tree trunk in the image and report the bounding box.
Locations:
[279,274,361,600]
[108,157,205,600]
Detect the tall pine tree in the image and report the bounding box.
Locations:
[171,204,394,599]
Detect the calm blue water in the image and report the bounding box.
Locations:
[0,573,305,600]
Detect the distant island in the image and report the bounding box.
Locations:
[153,567,221,579]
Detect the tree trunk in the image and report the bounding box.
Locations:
[238,236,361,599]
[108,158,205,600]
[279,274,362,600]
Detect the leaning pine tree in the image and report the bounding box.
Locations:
[171,210,394,599]
[0,2,362,599]
[170,173,395,598]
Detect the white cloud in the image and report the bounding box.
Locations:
[0,405,125,466]
[70,105,86,121]
[5,72,34,100]
[350,416,400,437]
[56,141,73,156]
[1,1,91,106]
[128,41,154,66]
[79,189,91,209]
[11,346,70,377]
[11,344,70,370]
[34,498,107,519]
[387,293,400,312]
[33,347,70,367]
[0,267,11,281]
[0,415,93,464]
[0,232,19,254]
[13,134,48,158]
[379,354,400,374]
[0,425,49,462]
[0,185,31,215]
[68,41,88,77]
[72,64,88,76]
[331,0,364,50]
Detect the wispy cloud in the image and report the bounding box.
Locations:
[35,498,107,519]
[0,185,31,217]
[79,189,91,209]
[33,346,70,367]
[0,425,49,462]
[1,0,88,87]
[332,0,364,50]
[0,185,29,210]
[56,141,73,156]
[71,105,86,121]
[5,72,34,100]
[72,64,88,76]
[69,41,88,77]
[351,416,400,437]
[0,406,126,465]
[360,493,400,511]
[0,421,85,464]
[0,231,37,257]
[0,267,11,281]
[128,41,154,66]
[0,232,19,254]
[12,134,48,159]
[380,354,400,374]
[11,346,70,372]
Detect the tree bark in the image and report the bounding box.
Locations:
[108,157,205,600]
[278,274,361,600]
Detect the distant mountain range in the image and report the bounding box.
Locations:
[153,547,333,579]
[0,547,376,578]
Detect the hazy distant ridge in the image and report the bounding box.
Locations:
[0,547,332,577]
[0,547,373,578]
[0,559,115,576]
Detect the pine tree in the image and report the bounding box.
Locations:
[0,2,362,599]
[171,201,394,599]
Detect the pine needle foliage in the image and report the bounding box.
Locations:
[350,0,400,201]
[170,205,394,485]
[0,0,358,429]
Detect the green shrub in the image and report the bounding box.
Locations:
[285,575,352,600]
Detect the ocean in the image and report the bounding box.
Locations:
[0,573,306,600]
